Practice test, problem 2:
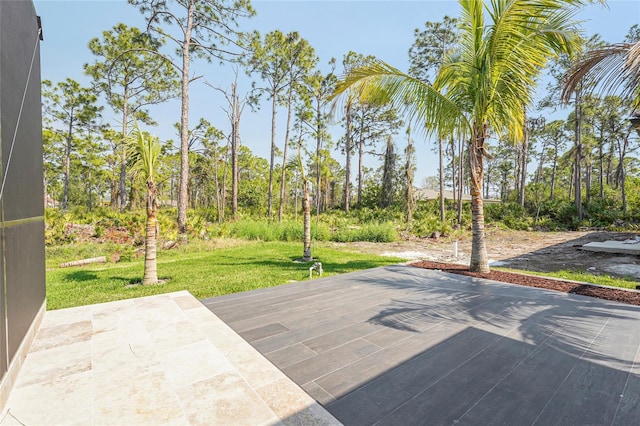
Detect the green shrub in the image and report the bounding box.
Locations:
[485,202,532,230]
[331,222,397,243]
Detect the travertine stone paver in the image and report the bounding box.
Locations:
[0,291,340,426]
[204,265,640,426]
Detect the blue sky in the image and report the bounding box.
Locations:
[33,0,640,185]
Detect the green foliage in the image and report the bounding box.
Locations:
[331,222,397,243]
[485,202,533,230]
[410,216,454,237]
[45,209,76,245]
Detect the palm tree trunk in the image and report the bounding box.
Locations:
[302,179,312,261]
[469,127,489,273]
[143,182,158,285]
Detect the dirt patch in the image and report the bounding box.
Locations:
[411,260,640,307]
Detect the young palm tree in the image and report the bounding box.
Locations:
[128,123,162,285]
[332,0,591,272]
[289,136,313,261]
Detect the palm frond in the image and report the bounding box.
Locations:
[562,41,640,105]
[332,58,469,140]
[438,0,588,142]
[127,122,162,183]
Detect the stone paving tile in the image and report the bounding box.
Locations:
[29,320,92,351]
[256,376,341,426]
[3,370,93,426]
[11,339,92,388]
[175,373,278,426]
[1,291,339,426]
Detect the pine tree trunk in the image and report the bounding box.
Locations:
[574,90,583,221]
[63,114,74,211]
[451,139,457,204]
[585,162,591,203]
[519,116,528,207]
[406,131,415,224]
[268,93,277,218]
[279,86,294,222]
[380,136,395,208]
[315,99,322,214]
[550,156,557,201]
[231,82,239,219]
[177,3,194,239]
[120,89,128,211]
[344,102,352,213]
[621,166,627,213]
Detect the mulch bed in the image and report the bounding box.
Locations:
[411,261,640,307]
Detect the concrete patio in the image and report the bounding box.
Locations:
[204,265,640,425]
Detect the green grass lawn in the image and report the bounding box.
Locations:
[46,240,404,310]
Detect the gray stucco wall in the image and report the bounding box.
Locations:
[0,0,46,380]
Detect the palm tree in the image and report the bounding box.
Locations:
[290,134,313,262]
[562,39,640,133]
[332,0,590,272]
[128,123,162,285]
